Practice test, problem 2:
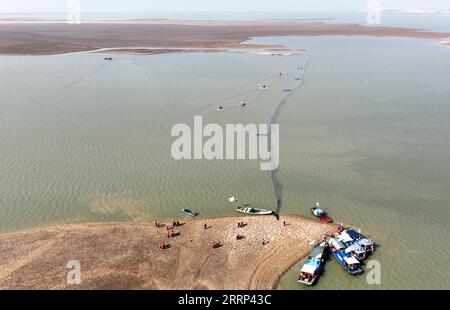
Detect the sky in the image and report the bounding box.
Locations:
[0,0,449,13]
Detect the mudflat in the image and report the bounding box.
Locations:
[1,19,449,55]
[0,215,336,289]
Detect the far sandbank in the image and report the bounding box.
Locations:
[0,19,449,55]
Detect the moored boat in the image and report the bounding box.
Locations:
[181,208,199,217]
[298,243,328,285]
[343,229,374,254]
[344,243,367,261]
[235,206,273,215]
[328,238,363,275]
[229,196,273,215]
[311,202,333,223]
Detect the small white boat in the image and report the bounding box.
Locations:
[217,106,223,111]
[236,206,273,215]
[239,101,246,107]
[229,196,273,215]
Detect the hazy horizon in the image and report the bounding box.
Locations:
[1,0,449,14]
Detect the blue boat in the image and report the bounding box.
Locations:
[298,243,328,285]
[338,231,367,260]
[328,238,363,275]
[339,230,374,255]
[181,208,199,217]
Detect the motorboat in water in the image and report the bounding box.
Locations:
[344,243,367,261]
[344,229,374,254]
[181,208,199,217]
[298,243,328,285]
[311,202,333,223]
[328,238,363,275]
[229,196,273,215]
[235,206,273,215]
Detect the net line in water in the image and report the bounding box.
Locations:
[269,55,309,219]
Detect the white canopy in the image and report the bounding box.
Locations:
[313,209,324,217]
[329,238,344,250]
[345,244,365,254]
[344,256,360,265]
[360,238,373,246]
[300,264,316,275]
[228,196,236,202]
[338,231,354,243]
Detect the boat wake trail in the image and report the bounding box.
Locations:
[269,55,309,219]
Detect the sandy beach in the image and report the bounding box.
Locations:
[0,215,336,289]
[1,19,449,55]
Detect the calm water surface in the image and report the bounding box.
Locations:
[0,33,449,289]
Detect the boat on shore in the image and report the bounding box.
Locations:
[298,243,328,285]
[311,202,333,223]
[181,208,199,217]
[328,238,363,275]
[236,206,273,215]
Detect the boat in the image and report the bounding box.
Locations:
[344,243,367,261]
[217,106,223,111]
[338,230,367,260]
[343,229,374,254]
[236,206,273,215]
[228,196,273,215]
[311,202,333,223]
[239,101,246,107]
[181,208,199,217]
[328,238,363,275]
[298,243,328,285]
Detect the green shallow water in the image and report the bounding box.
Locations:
[0,35,449,289]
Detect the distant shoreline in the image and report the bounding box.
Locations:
[0,19,449,56]
[0,214,337,289]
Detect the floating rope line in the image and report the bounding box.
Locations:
[269,55,309,219]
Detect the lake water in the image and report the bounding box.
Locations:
[1,26,449,288]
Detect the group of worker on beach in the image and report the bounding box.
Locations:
[156,219,257,250]
[156,218,290,250]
